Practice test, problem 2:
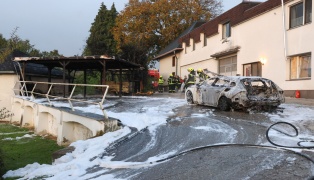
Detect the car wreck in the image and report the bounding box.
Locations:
[185,73,285,111]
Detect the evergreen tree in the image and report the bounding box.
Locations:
[84,3,118,56]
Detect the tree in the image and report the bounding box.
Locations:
[113,0,222,59]
[0,27,42,63]
[41,50,63,57]
[120,42,148,67]
[0,27,64,63]
[0,34,7,50]
[84,3,118,56]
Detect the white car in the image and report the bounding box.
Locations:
[185,75,285,111]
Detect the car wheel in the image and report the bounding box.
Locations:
[218,96,230,111]
[186,90,194,104]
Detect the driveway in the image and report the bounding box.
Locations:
[3,94,314,179]
[87,95,314,179]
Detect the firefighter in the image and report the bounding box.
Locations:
[175,75,182,92]
[180,75,187,92]
[184,68,196,89]
[197,68,209,82]
[168,74,175,93]
[158,75,164,93]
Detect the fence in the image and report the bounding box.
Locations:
[13,81,109,119]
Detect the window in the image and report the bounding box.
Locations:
[290,54,311,79]
[214,79,230,87]
[192,39,195,51]
[290,0,312,28]
[243,62,262,77]
[305,0,312,23]
[203,34,207,47]
[222,22,231,39]
[219,56,237,76]
[172,56,175,67]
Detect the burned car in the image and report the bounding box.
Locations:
[185,75,285,111]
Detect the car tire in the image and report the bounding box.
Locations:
[218,96,230,111]
[186,90,194,104]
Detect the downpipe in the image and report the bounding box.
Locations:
[281,0,287,57]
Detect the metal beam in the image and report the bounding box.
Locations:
[100,60,107,93]
[84,69,87,98]
[119,67,122,98]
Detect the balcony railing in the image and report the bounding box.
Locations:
[13,81,109,119]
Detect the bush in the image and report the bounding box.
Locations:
[0,148,7,177]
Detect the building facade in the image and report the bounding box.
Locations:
[156,0,313,98]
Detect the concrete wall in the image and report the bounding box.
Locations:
[10,97,121,145]
[0,74,19,114]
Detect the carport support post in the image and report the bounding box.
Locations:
[68,69,72,93]
[119,67,122,98]
[84,69,87,98]
[59,61,69,97]
[47,66,52,91]
[21,62,26,81]
[100,61,106,93]
[131,68,134,94]
[63,68,66,97]
[20,62,27,95]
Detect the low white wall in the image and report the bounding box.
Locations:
[0,74,19,119]
[10,97,120,145]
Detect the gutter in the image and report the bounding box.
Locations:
[154,48,183,60]
[174,50,178,76]
[0,71,16,74]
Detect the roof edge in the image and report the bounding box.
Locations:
[0,71,16,74]
[154,48,183,60]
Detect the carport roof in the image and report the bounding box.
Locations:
[13,55,142,70]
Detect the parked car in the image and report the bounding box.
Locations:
[185,75,285,111]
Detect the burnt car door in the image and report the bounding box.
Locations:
[202,78,229,106]
[197,79,213,105]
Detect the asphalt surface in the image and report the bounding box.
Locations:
[83,93,314,179]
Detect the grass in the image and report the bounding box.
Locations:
[0,123,64,179]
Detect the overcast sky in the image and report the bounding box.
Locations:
[0,0,263,56]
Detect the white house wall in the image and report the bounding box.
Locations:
[234,5,287,87]
[159,54,179,81]
[283,0,314,91]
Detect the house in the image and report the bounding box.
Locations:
[155,0,313,98]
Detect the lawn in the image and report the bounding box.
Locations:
[0,123,64,178]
